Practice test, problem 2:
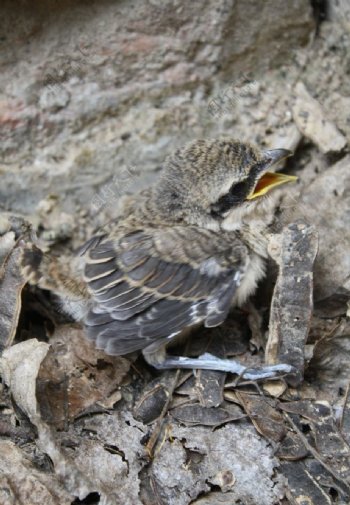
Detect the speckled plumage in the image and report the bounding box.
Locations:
[21,137,294,371]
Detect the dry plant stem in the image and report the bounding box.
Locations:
[150,474,164,505]
[145,368,181,458]
[339,381,350,432]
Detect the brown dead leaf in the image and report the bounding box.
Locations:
[36,325,131,428]
[170,402,245,427]
[275,432,309,461]
[134,371,178,424]
[236,391,286,442]
[175,375,199,400]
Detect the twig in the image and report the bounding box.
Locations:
[145,368,181,458]
[339,380,350,432]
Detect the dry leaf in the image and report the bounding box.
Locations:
[0,241,26,353]
[36,325,130,428]
[0,440,72,505]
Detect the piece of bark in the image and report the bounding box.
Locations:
[292,81,347,154]
[0,242,26,353]
[266,221,318,386]
[194,337,226,408]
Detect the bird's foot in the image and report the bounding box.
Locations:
[153,352,296,381]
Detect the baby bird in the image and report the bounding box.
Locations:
[21,138,297,379]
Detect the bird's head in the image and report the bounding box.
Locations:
[155,137,296,229]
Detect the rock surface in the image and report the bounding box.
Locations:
[293,155,350,301]
[292,81,347,154]
[0,0,313,223]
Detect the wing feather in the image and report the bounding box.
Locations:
[82,226,247,355]
[85,260,117,280]
[89,269,124,292]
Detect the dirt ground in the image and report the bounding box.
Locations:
[0,1,350,504]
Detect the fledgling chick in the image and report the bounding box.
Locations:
[21,138,297,379]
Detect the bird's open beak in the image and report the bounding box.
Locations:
[246,148,297,200]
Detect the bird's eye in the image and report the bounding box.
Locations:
[229,181,249,199]
[210,180,251,218]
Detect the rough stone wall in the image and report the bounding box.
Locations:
[1,1,350,303]
[0,0,313,222]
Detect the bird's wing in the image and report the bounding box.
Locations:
[82,226,248,355]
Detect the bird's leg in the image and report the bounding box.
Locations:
[143,348,296,381]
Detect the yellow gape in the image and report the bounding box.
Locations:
[247,172,297,200]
